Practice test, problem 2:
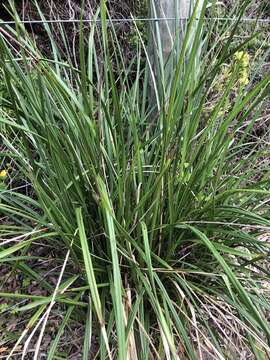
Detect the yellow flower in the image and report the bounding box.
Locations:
[234,51,250,68]
[234,51,244,61]
[239,69,249,86]
[239,76,249,86]
[234,51,250,87]
[0,170,7,179]
[242,53,250,68]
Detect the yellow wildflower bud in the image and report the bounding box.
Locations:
[0,170,7,179]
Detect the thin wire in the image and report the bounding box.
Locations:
[0,17,269,26]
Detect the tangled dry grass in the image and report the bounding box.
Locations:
[10,0,146,65]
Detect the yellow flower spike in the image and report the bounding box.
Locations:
[0,170,7,179]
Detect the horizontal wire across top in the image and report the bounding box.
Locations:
[0,17,269,26]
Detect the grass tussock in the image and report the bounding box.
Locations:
[0,0,270,358]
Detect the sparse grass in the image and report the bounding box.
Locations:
[0,0,270,358]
